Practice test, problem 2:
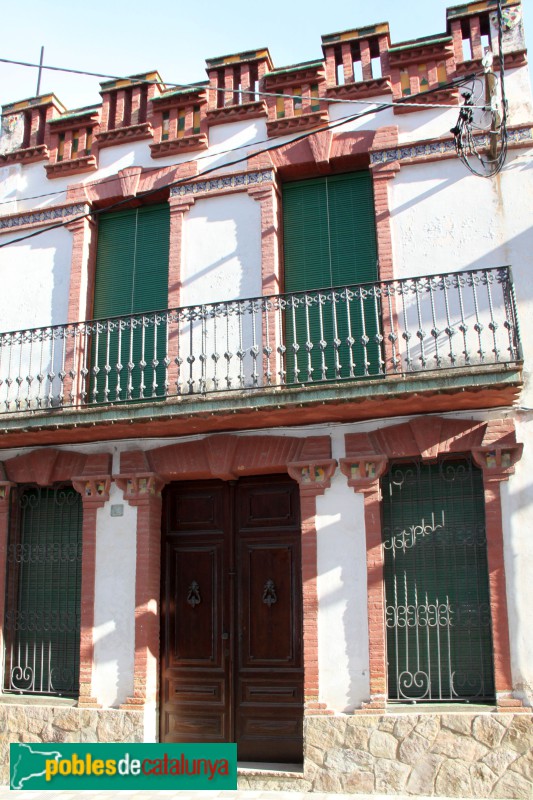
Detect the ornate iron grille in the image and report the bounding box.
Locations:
[3,485,82,696]
[0,266,521,413]
[382,458,494,702]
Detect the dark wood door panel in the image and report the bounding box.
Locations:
[239,675,304,705]
[161,475,303,762]
[164,676,226,706]
[236,712,303,763]
[161,708,228,742]
[168,544,221,664]
[237,477,300,530]
[168,482,226,532]
[240,543,300,664]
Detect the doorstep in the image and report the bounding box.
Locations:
[238,762,310,792]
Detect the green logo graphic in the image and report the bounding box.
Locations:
[10,743,237,790]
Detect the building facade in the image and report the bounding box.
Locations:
[0,1,532,795]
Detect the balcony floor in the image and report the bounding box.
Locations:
[0,363,522,449]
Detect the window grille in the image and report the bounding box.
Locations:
[3,485,82,697]
[382,457,494,702]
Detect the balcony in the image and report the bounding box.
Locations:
[0,267,522,442]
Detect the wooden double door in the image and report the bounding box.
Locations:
[160,475,303,762]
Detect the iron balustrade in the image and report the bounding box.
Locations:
[0,266,521,414]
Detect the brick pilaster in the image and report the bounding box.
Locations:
[167,197,195,394]
[341,42,353,84]
[472,443,524,708]
[71,476,111,708]
[114,474,165,710]
[469,16,483,60]
[340,455,388,709]
[65,215,96,406]
[248,183,281,386]
[370,137,399,373]
[360,40,372,81]
[287,459,337,710]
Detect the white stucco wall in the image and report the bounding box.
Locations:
[0,226,72,330]
[181,192,261,304]
[92,481,137,707]
[316,471,370,711]
[501,414,533,707]
[180,192,262,389]
[389,146,533,402]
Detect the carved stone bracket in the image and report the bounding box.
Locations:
[114,473,165,506]
[71,476,111,508]
[472,443,524,481]
[339,456,388,492]
[287,459,337,495]
[0,481,16,507]
[118,166,142,198]
[168,196,195,214]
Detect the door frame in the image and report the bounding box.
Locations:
[114,433,336,720]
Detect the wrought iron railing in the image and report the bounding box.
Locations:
[0,266,521,414]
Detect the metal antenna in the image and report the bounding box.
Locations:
[36,46,44,96]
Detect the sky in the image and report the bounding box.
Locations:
[0,0,532,112]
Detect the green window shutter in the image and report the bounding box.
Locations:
[282,172,380,383]
[131,205,170,315]
[382,459,494,702]
[91,204,170,402]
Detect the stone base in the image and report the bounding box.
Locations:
[1,703,531,797]
[304,710,533,798]
[0,703,144,786]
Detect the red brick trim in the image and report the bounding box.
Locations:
[0,144,48,165]
[342,416,523,707]
[64,216,97,406]
[267,110,329,137]
[247,184,281,296]
[96,121,153,147]
[65,160,198,207]
[117,434,333,710]
[471,442,524,704]
[339,457,388,707]
[370,126,399,285]
[207,100,268,126]
[150,134,208,158]
[287,460,336,708]
[71,476,111,708]
[114,474,165,710]
[45,155,98,178]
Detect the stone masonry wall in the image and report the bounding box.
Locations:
[305,713,532,798]
[0,704,144,786]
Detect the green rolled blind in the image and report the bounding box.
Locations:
[282,173,380,383]
[91,204,170,402]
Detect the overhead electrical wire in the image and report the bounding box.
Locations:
[0,55,487,111]
[0,71,477,210]
[0,101,392,249]
[0,72,480,250]
[451,0,509,177]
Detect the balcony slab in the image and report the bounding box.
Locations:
[0,364,522,450]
